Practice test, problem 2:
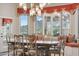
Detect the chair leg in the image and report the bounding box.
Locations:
[16,50,17,56]
[63,49,64,56]
[63,52,64,56]
[59,52,61,56]
[54,53,55,56]
[13,46,15,56]
[8,46,9,56]
[14,50,16,56]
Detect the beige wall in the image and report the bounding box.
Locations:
[0,3,20,35]
[71,9,78,38]
[71,14,75,34]
[0,17,2,26]
[0,3,20,52]
[74,9,78,38]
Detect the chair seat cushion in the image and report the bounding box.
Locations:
[65,42,79,47]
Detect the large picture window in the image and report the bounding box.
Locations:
[44,16,51,35]
[35,16,43,34]
[61,11,70,35]
[19,15,28,35]
[43,11,70,36]
[52,15,61,36]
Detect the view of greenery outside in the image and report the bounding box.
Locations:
[20,25,28,35]
[20,15,28,35]
[35,16,43,34]
[53,26,60,36]
[52,12,70,36]
[62,13,70,35]
[46,21,51,35]
[19,12,70,36]
[52,16,61,36]
[44,16,51,35]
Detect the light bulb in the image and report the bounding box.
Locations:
[23,4,27,10]
[32,8,36,15]
[36,6,39,11]
[39,3,46,9]
[30,9,32,16]
[30,9,33,16]
[30,8,36,16]
[37,9,41,16]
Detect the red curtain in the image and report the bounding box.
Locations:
[17,8,29,15]
[2,18,12,25]
[43,3,79,13]
[17,3,79,14]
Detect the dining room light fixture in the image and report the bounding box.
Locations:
[19,3,46,16]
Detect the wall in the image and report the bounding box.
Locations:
[64,46,79,56]
[0,3,19,52]
[0,18,2,26]
[71,9,78,38]
[0,3,19,35]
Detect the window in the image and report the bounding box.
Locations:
[43,11,71,36]
[52,15,61,36]
[44,16,51,35]
[20,15,28,35]
[61,11,70,35]
[35,16,43,34]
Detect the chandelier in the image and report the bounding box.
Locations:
[19,3,46,16]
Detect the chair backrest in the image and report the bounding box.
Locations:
[27,35,35,42]
[44,35,52,41]
[14,34,23,44]
[66,34,74,43]
[37,34,44,41]
[26,35,37,49]
[57,35,66,47]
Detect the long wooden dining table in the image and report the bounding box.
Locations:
[8,40,60,56]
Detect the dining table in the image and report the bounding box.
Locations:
[8,40,60,56]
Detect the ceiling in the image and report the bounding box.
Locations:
[45,3,72,7]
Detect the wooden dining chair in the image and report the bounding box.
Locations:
[49,35,64,56]
[22,35,29,56]
[6,34,14,56]
[36,34,47,56]
[24,35,37,56]
[14,34,24,56]
[43,35,52,56]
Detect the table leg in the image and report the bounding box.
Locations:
[8,44,9,56]
[54,45,55,56]
[13,45,15,56]
[45,48,50,56]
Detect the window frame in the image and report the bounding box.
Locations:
[43,11,71,36]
